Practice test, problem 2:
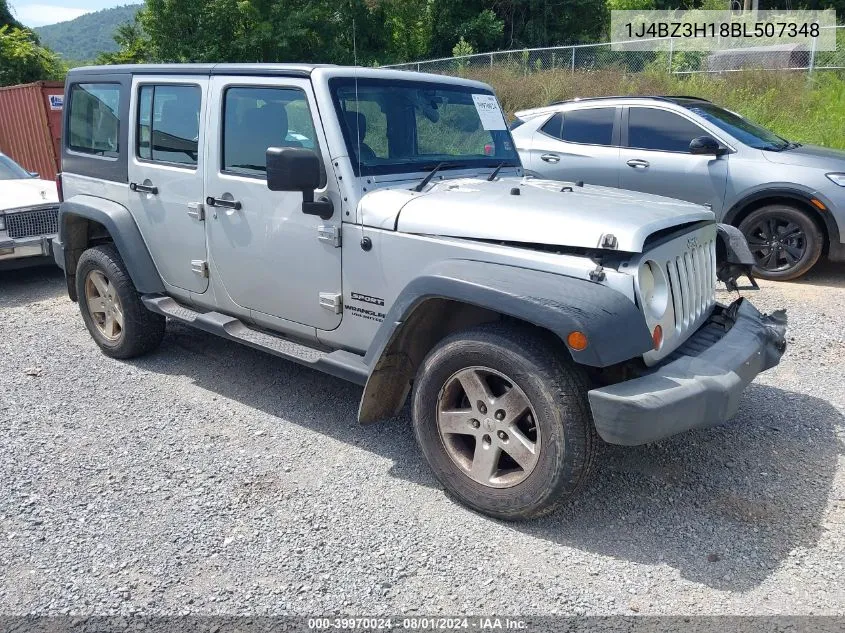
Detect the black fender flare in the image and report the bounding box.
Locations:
[723,186,840,246]
[358,259,652,423]
[58,195,164,297]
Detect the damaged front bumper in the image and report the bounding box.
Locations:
[588,298,787,446]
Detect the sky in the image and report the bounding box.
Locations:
[11,0,135,27]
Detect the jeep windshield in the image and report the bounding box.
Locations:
[677,101,791,151]
[329,77,520,177]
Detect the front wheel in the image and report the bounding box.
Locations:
[412,324,599,521]
[738,205,823,281]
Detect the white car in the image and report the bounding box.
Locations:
[0,152,59,269]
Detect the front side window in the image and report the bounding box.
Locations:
[223,86,319,177]
[137,84,201,166]
[681,102,786,150]
[561,108,615,145]
[329,78,519,177]
[68,83,121,158]
[628,108,706,153]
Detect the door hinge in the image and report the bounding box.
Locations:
[191,260,209,278]
[319,292,343,314]
[187,202,205,221]
[317,224,341,247]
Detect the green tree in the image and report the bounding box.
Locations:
[0,24,64,85]
[1,0,23,30]
[96,18,152,64]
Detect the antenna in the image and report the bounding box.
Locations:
[352,6,364,244]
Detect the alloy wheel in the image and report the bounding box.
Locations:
[436,366,540,488]
[744,216,807,272]
[84,270,125,342]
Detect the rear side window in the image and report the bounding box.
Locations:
[628,107,706,153]
[68,83,121,158]
[540,113,564,139]
[561,108,615,145]
[222,86,319,177]
[137,84,201,166]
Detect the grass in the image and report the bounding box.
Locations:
[465,67,845,150]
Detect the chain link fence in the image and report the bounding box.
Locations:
[383,25,844,76]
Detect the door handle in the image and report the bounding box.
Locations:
[540,153,560,163]
[206,196,242,211]
[626,159,650,169]
[130,182,158,194]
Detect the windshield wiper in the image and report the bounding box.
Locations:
[487,162,506,181]
[414,162,450,192]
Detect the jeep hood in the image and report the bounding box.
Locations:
[0,178,58,211]
[363,177,713,253]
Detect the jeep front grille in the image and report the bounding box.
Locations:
[5,206,59,239]
[665,238,716,335]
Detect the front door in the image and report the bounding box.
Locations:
[204,76,342,331]
[619,106,729,214]
[128,76,209,293]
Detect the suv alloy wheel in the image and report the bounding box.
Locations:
[738,204,824,281]
[76,244,166,358]
[412,323,599,520]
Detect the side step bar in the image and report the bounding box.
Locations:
[141,295,368,386]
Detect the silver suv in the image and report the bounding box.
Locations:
[53,65,785,520]
[511,96,845,280]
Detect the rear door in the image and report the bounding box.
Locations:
[619,106,729,213]
[528,106,620,187]
[127,76,209,293]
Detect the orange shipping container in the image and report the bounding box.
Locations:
[0,80,64,181]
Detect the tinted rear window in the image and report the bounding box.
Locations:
[540,113,564,139]
[561,108,615,145]
[541,109,615,145]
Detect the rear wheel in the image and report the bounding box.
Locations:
[738,205,823,281]
[412,324,598,521]
[76,244,165,358]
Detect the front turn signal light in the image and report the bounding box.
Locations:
[652,325,663,350]
[567,331,588,351]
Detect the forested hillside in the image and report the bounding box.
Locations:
[34,4,141,62]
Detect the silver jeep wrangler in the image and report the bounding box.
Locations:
[53,64,787,520]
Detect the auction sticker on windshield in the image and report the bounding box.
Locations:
[472,94,507,130]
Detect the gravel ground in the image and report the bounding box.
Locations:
[1,263,843,617]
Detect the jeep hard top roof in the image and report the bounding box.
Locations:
[65,64,494,91]
[67,63,334,78]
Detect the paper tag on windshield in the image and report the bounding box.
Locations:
[472,94,507,131]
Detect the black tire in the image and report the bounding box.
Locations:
[412,323,599,521]
[75,244,165,359]
[738,204,823,281]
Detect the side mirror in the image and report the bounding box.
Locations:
[266,147,333,219]
[28,171,40,178]
[689,136,724,156]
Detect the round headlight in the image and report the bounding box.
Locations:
[638,260,669,320]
